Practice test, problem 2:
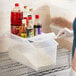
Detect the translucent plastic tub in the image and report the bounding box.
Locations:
[7,33,58,70]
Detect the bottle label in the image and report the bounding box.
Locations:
[27,29,34,37]
[30,29,34,37]
[34,26,42,36]
[28,20,33,28]
[34,28,36,36]
[11,25,19,35]
[38,28,42,34]
[21,33,27,38]
[11,12,23,25]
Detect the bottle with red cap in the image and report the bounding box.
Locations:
[28,8,33,17]
[27,16,34,37]
[20,17,28,38]
[11,3,23,35]
[23,6,28,17]
[34,15,42,36]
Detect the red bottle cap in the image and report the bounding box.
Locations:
[15,3,19,7]
[24,17,28,19]
[28,16,32,20]
[35,15,39,19]
[24,17,28,25]
[24,6,27,8]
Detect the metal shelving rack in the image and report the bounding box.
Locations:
[0,46,72,76]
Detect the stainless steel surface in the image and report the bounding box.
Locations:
[0,46,72,76]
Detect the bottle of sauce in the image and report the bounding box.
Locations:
[20,17,27,38]
[34,15,42,36]
[23,6,28,17]
[28,8,33,17]
[27,16,34,37]
[11,3,23,35]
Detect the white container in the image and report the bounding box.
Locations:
[32,37,58,64]
[8,33,58,71]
